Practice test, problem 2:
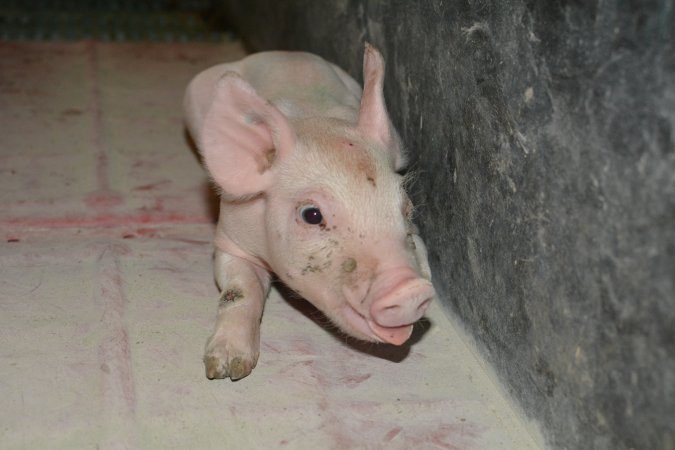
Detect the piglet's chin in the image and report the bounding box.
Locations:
[340,304,413,346]
[368,321,414,345]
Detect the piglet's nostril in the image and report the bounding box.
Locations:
[370,277,435,328]
[379,304,401,318]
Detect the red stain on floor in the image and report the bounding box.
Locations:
[133,180,172,191]
[383,426,403,442]
[86,41,112,194]
[86,191,124,209]
[428,422,481,450]
[1,212,210,229]
[339,373,372,388]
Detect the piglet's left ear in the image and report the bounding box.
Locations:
[199,73,294,198]
[357,43,407,170]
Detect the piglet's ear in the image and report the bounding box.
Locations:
[357,43,407,170]
[199,72,294,198]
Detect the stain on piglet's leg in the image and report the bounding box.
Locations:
[220,286,244,305]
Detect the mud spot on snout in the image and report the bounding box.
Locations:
[301,259,333,275]
[342,257,357,273]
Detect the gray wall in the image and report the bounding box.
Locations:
[221,1,675,449]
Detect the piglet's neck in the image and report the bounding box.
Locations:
[214,200,271,273]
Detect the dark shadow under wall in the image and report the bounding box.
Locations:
[220,1,675,449]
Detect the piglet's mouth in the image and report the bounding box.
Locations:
[342,304,413,346]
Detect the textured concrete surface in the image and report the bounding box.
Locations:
[221,1,675,449]
[0,42,541,449]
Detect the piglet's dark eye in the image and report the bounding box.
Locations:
[300,205,323,225]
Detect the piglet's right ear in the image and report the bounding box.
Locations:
[199,72,294,198]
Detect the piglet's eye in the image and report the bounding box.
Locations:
[300,205,323,225]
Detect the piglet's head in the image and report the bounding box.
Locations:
[198,45,435,345]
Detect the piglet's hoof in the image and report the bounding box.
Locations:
[204,354,255,381]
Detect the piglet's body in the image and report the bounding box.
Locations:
[184,44,435,380]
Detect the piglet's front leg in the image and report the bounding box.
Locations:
[204,249,271,380]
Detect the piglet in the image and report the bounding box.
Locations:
[183,43,435,380]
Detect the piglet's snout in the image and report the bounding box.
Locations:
[371,278,434,326]
[367,268,435,345]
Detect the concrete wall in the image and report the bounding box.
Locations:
[221,1,675,449]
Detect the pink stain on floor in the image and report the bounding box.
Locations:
[1,212,211,229]
[86,191,124,209]
[97,258,137,413]
[85,40,111,195]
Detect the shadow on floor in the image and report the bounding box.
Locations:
[274,280,433,364]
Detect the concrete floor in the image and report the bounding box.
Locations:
[0,41,542,449]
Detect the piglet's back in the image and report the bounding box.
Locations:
[184,51,362,136]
